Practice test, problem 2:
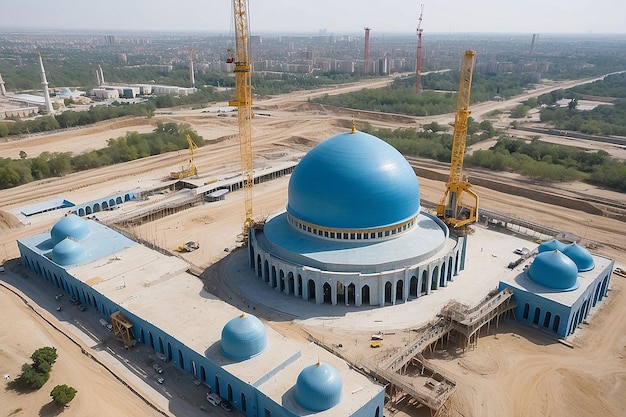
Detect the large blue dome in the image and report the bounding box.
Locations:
[528,250,579,291]
[562,242,594,271]
[295,362,342,411]
[50,214,90,246]
[287,130,420,229]
[221,313,267,361]
[51,238,87,266]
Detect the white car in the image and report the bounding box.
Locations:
[157,377,164,384]
[206,393,221,406]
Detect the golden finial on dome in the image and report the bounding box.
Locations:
[351,118,356,134]
[240,312,246,318]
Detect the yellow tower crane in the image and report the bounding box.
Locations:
[436,50,479,229]
[229,0,254,243]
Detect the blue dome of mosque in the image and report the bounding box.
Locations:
[51,238,87,266]
[50,214,90,246]
[287,130,420,229]
[562,242,594,271]
[295,362,343,411]
[221,313,267,361]
[528,250,579,291]
[537,239,567,253]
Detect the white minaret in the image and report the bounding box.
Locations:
[99,65,105,85]
[189,49,195,88]
[37,52,54,113]
[0,73,6,96]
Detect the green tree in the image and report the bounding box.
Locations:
[32,346,58,369]
[13,363,49,390]
[19,151,27,159]
[50,384,77,406]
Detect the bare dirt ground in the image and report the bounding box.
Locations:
[1,75,625,417]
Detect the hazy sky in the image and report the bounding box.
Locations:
[0,0,623,35]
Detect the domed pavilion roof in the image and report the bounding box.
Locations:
[50,214,90,246]
[221,313,267,361]
[51,238,87,266]
[287,130,420,229]
[562,242,594,271]
[528,249,579,291]
[295,362,343,411]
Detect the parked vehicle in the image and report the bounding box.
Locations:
[157,377,164,384]
[55,293,63,300]
[206,393,221,406]
[220,399,233,411]
[153,363,163,374]
[99,318,113,331]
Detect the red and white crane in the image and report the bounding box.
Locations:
[415,4,424,94]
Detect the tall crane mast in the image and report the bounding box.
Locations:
[415,4,424,94]
[229,0,254,243]
[436,50,479,229]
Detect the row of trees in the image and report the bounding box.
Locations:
[313,70,534,117]
[0,122,202,189]
[465,137,626,191]
[363,124,625,192]
[362,118,496,164]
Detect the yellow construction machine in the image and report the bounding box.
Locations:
[170,134,198,179]
[436,50,479,229]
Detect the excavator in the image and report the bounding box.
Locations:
[436,50,479,230]
[170,134,198,179]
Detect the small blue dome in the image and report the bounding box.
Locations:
[287,130,420,229]
[295,362,342,411]
[221,314,267,361]
[528,250,579,290]
[562,242,594,271]
[51,214,90,246]
[51,238,87,266]
[537,239,566,253]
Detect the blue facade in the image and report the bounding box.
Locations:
[499,260,612,337]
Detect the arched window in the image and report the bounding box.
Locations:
[523,303,530,319]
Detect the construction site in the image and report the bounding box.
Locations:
[2,3,626,417]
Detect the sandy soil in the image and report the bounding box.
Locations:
[1,75,625,417]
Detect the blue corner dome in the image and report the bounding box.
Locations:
[51,214,90,246]
[295,362,342,412]
[51,238,87,266]
[562,242,594,271]
[221,313,267,361]
[528,250,579,291]
[287,130,420,229]
[537,239,566,253]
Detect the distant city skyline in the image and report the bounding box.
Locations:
[0,0,624,35]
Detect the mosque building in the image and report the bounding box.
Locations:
[17,213,385,416]
[499,239,613,337]
[14,127,615,415]
[249,128,468,306]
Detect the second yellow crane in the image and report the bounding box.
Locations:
[170,134,198,179]
[436,50,479,229]
[229,0,254,243]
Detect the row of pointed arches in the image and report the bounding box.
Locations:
[73,192,135,217]
[249,242,465,307]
